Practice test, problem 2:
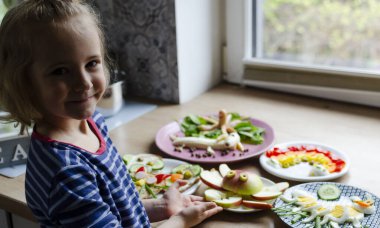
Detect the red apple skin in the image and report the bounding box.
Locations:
[200,170,224,190]
[242,200,273,209]
[222,170,263,195]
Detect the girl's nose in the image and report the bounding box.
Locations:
[74,70,93,92]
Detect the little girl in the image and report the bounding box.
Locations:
[0,0,222,227]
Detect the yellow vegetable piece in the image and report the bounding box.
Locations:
[135,179,146,186]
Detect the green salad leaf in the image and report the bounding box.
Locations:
[230,112,241,121]
[200,129,222,139]
[234,121,265,145]
[180,113,265,145]
[180,114,209,137]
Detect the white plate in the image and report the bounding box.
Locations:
[126,155,201,198]
[259,141,350,182]
[225,177,275,213]
[161,158,201,196]
[274,182,380,227]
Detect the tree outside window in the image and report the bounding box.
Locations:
[262,0,380,71]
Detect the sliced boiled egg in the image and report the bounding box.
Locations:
[320,205,349,225]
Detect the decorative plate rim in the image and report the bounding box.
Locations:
[274,182,380,228]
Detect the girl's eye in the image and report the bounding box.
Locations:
[51,68,68,75]
[86,60,99,69]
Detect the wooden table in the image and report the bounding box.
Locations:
[1,83,380,227]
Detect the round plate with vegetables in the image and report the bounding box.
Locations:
[155,110,275,163]
[260,141,350,182]
[122,154,202,199]
[200,164,289,213]
[273,182,380,228]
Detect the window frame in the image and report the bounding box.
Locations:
[225,0,380,107]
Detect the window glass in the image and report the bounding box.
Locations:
[261,0,380,71]
[0,1,7,22]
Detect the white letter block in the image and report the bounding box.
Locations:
[11,144,28,161]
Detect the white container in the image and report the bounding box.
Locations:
[96,81,124,117]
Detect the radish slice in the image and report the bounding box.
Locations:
[146,176,158,185]
[135,171,147,180]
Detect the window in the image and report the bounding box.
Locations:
[257,0,380,71]
[225,0,380,107]
[0,0,8,22]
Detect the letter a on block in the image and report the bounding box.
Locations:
[0,147,3,164]
[11,144,28,161]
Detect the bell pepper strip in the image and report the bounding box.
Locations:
[136,166,145,173]
[155,174,171,184]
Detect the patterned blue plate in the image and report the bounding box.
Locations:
[274,182,380,228]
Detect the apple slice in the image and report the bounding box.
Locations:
[242,200,273,209]
[219,163,231,177]
[204,189,227,201]
[252,189,282,200]
[200,170,224,190]
[273,182,289,192]
[214,196,242,208]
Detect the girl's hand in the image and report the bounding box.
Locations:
[163,180,205,216]
[168,201,223,227]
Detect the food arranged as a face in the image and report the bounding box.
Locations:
[123,154,202,199]
[171,109,266,159]
[200,163,289,211]
[265,145,346,177]
[275,184,377,227]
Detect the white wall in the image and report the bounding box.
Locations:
[175,0,225,103]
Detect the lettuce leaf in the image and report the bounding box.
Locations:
[234,121,265,145]
[180,114,265,145]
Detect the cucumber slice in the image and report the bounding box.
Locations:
[172,164,191,174]
[122,154,134,165]
[148,159,164,170]
[190,165,202,176]
[172,164,202,177]
[317,184,341,200]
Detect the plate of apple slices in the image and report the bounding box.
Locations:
[200,164,289,213]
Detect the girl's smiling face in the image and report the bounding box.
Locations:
[30,15,107,122]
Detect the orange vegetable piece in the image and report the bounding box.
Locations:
[354,200,372,208]
[170,173,183,182]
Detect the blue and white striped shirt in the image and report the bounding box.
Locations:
[25,112,150,228]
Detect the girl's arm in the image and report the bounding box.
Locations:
[49,165,123,227]
[142,198,170,222]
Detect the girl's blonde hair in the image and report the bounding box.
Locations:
[0,0,110,134]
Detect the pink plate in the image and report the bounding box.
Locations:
[155,118,275,163]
